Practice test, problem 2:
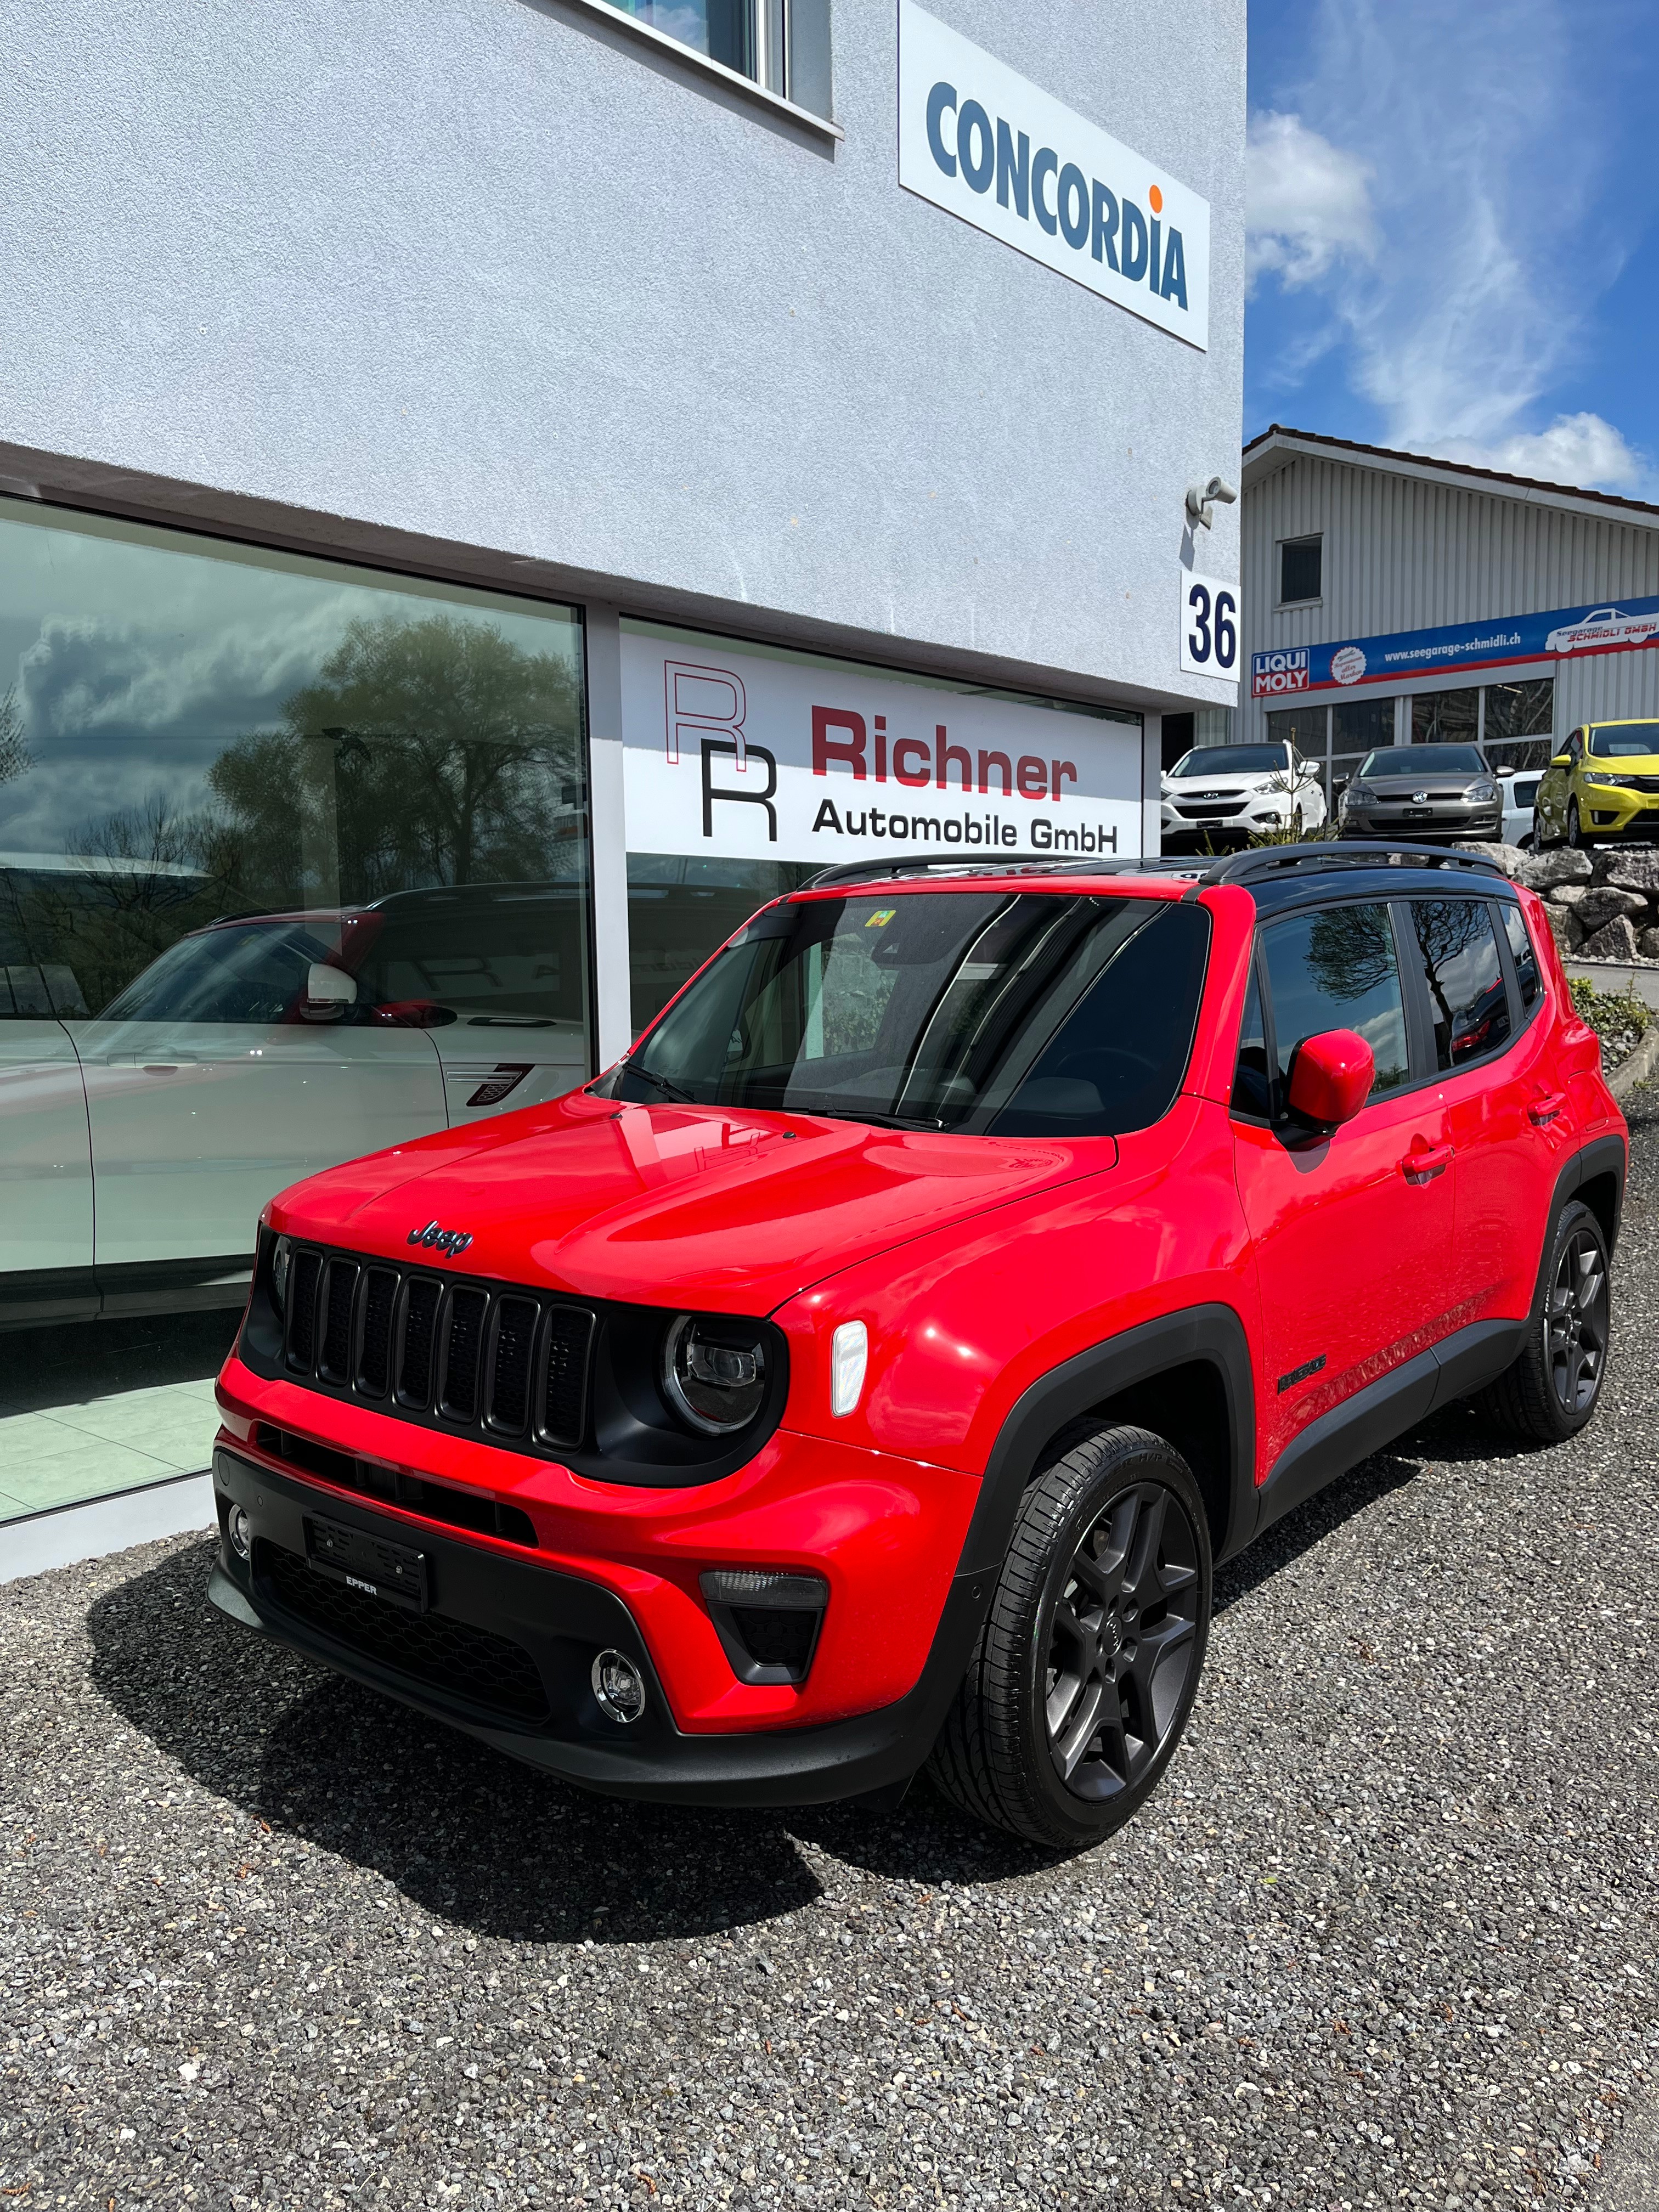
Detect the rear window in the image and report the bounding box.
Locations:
[608,890,1211,1137]
[1405,900,1512,1069]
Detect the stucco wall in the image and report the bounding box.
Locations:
[0,0,1244,708]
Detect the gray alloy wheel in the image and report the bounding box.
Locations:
[928,1425,1211,1850]
[1566,798,1595,851]
[1474,1200,1611,1443]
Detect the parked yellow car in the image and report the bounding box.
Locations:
[1533,718,1659,849]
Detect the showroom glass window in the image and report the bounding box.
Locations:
[597,0,832,110]
[1412,688,1479,746]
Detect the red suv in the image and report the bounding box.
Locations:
[208,846,1626,1850]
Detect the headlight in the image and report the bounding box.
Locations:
[270,1234,291,1313]
[1345,781,1374,803]
[1583,771,1627,788]
[1468,778,1499,801]
[662,1315,768,1435]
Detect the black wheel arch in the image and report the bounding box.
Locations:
[957,1304,1259,1582]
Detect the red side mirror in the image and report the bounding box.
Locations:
[1286,1028,1374,1128]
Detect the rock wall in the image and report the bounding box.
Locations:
[1455,844,1659,964]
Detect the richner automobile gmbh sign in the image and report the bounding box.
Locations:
[1252,592,1659,698]
[619,628,1142,867]
[896,0,1210,350]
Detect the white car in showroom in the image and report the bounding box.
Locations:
[1160,740,1328,849]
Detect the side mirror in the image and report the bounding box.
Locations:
[1286,1029,1374,1129]
[302,962,358,1019]
[1550,753,1572,769]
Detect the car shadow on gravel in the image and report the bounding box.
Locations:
[87,1538,825,1945]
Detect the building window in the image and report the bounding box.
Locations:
[1278,535,1323,606]
[597,0,832,112]
[0,493,591,1525]
[1482,677,1555,773]
[1412,687,1479,746]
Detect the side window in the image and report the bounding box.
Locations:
[1259,903,1410,1108]
[1405,900,1512,1070]
[1230,966,1271,1119]
[1500,902,1541,1015]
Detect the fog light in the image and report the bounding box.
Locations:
[227,1505,252,1561]
[590,1649,646,1724]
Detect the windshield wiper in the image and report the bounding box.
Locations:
[623,1063,696,1103]
[798,1107,946,1130]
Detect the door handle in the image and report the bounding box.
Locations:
[1528,1091,1565,1127]
[1400,1141,1454,1181]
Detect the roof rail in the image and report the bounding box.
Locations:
[1196,841,1507,888]
[804,853,1202,890]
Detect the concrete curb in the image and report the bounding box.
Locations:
[0,1472,213,1585]
[1611,1021,1659,1103]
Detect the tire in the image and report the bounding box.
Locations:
[927,1425,1211,1851]
[1567,798,1595,852]
[1474,1200,1612,1443]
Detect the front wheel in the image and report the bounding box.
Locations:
[1474,1200,1611,1442]
[928,1425,1211,1850]
[1566,798,1596,851]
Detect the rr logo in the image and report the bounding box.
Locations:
[665,661,748,769]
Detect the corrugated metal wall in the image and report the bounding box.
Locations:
[1239,452,1659,744]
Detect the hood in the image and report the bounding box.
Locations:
[268,1090,1116,1314]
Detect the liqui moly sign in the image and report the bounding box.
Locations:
[619,625,1143,865]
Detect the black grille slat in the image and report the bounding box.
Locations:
[398,1278,443,1407]
[261,1543,548,1721]
[440,1289,489,1421]
[540,1306,595,1449]
[252,1423,538,1548]
[318,1261,359,1382]
[286,1250,323,1372]
[488,1297,539,1434]
[356,1268,398,1397]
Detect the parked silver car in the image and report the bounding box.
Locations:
[1337,744,1502,844]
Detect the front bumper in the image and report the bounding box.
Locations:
[207,1447,989,1808]
[1340,800,1503,842]
[1580,785,1659,837]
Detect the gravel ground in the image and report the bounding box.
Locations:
[4,1095,1656,2212]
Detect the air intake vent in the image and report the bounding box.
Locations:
[540,1306,595,1449]
[356,1268,398,1398]
[441,1288,489,1421]
[286,1250,323,1372]
[318,1260,359,1383]
[398,1278,443,1407]
[488,1297,540,1434]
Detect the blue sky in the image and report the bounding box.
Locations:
[1244,0,1659,495]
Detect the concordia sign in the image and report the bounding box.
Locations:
[619,629,1142,867]
[1252,593,1659,698]
[896,0,1210,351]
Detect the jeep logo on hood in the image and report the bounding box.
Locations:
[408,1221,473,1259]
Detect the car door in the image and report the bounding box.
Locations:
[1232,896,1456,1471]
[0,997,96,1321]
[75,918,448,1277]
[1406,893,1569,1326]
[1535,731,1579,841]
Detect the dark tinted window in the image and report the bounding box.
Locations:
[989,905,1211,1137]
[1360,744,1485,777]
[1279,537,1322,603]
[1230,966,1270,1119]
[1170,745,1287,777]
[1500,901,1539,1013]
[100,922,332,1024]
[1587,723,1659,759]
[1261,903,1409,1105]
[613,890,1209,1136]
[1406,900,1511,1070]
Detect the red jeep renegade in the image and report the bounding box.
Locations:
[208,845,1626,1850]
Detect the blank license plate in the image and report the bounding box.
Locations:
[305,1514,428,1612]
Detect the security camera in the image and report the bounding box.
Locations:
[1185,476,1238,531]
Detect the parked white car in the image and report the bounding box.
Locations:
[0,881,590,1329]
[1160,740,1328,848]
[1498,769,1543,850]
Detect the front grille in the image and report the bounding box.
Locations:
[1173,798,1248,818]
[261,1541,548,1722]
[281,1242,596,1458]
[253,1423,539,1548]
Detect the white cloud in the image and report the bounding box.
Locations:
[1249,0,1651,496]
[1246,112,1377,291]
[1438,412,1647,492]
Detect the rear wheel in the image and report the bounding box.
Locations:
[928,1425,1211,1850]
[1474,1200,1611,1442]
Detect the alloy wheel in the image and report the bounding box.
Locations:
[1042,1480,1200,1802]
[1567,799,1585,848]
[1547,1227,1608,1415]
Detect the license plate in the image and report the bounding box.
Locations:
[1403,808,1432,820]
[305,1513,428,1612]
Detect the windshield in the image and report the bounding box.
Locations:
[1359,746,1485,777]
[1170,746,1288,777]
[1587,724,1659,759]
[606,890,1212,1137]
